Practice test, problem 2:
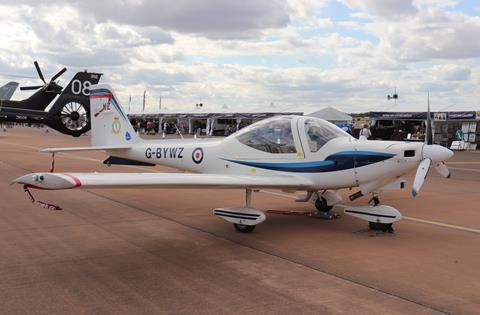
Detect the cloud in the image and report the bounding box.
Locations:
[339,0,418,19]
[366,9,480,62]
[433,64,471,81]
[70,0,290,40]
[287,0,329,23]
[1,1,480,112]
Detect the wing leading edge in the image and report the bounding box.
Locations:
[41,145,132,153]
[14,172,313,190]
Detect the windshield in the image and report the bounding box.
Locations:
[304,118,349,152]
[236,117,297,154]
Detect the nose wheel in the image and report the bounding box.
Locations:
[313,197,337,219]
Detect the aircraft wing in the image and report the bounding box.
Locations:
[14,172,314,190]
[41,145,132,153]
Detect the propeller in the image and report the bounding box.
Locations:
[412,158,431,197]
[412,92,453,197]
[426,92,433,145]
[20,61,67,92]
[434,162,451,178]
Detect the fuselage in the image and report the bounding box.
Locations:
[107,116,423,191]
[0,104,51,123]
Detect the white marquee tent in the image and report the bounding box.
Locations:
[306,106,352,124]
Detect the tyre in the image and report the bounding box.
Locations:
[315,197,333,212]
[369,222,394,233]
[233,223,256,233]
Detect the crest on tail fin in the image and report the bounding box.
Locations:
[89,85,138,147]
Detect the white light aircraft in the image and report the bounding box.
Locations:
[14,85,454,233]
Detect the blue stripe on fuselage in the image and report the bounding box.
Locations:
[222,151,395,173]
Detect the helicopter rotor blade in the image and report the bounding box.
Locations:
[20,85,44,91]
[34,61,46,84]
[50,67,67,82]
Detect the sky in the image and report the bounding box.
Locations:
[0,0,480,113]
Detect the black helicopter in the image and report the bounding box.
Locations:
[0,61,102,137]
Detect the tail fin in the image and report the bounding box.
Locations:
[19,71,102,111]
[49,71,103,112]
[0,81,19,100]
[89,84,140,147]
[48,71,103,113]
[57,71,102,99]
[45,71,103,137]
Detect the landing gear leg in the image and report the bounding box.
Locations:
[367,193,394,233]
[245,188,252,208]
[369,194,380,206]
[232,188,256,233]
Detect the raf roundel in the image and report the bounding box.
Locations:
[192,147,204,164]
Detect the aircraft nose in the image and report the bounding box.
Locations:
[423,144,454,162]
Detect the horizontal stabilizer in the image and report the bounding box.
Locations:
[41,145,132,153]
[103,156,155,167]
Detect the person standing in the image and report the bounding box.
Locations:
[360,124,372,139]
[341,121,351,134]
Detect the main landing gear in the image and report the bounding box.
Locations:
[235,188,257,233]
[213,189,402,235]
[213,189,265,233]
[368,195,394,233]
[345,193,401,234]
[368,222,394,233]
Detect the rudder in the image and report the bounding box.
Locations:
[89,84,139,147]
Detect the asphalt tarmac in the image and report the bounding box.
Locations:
[0,127,479,314]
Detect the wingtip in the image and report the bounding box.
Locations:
[40,148,56,153]
[11,175,26,185]
[412,189,417,197]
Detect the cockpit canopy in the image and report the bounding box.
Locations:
[303,118,348,152]
[235,116,349,154]
[236,117,296,154]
